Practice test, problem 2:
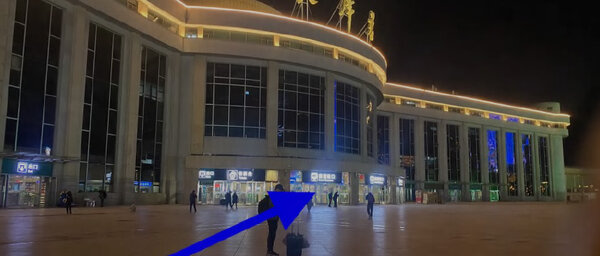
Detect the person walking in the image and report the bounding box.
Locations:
[65,191,73,215]
[307,197,314,212]
[333,192,339,208]
[327,192,333,207]
[258,184,285,256]
[366,192,375,219]
[232,192,238,210]
[98,189,107,207]
[189,190,198,213]
[225,191,232,210]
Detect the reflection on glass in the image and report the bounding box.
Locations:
[538,137,551,196]
[447,124,460,182]
[468,128,481,183]
[522,134,534,197]
[506,132,518,196]
[424,121,438,181]
[377,116,390,165]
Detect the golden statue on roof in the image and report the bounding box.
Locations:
[293,0,319,20]
[327,0,356,33]
[359,10,375,43]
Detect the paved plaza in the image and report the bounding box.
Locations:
[0,202,597,256]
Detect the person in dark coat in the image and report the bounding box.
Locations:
[307,197,314,212]
[366,192,375,218]
[225,191,232,210]
[65,191,73,215]
[189,190,198,213]
[327,192,333,207]
[98,190,107,207]
[333,192,339,208]
[232,192,238,209]
[258,184,285,256]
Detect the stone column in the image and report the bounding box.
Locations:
[550,135,567,201]
[162,52,181,204]
[390,114,400,171]
[277,170,290,191]
[414,117,425,190]
[438,121,449,201]
[516,133,525,200]
[532,134,541,201]
[481,127,491,201]
[350,172,359,205]
[360,87,368,159]
[176,55,206,203]
[324,72,335,155]
[388,175,396,204]
[266,61,279,155]
[114,32,142,204]
[53,6,89,195]
[0,0,16,151]
[498,130,508,200]
[459,125,470,201]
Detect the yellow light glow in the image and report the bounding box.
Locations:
[273,35,280,46]
[385,94,570,127]
[386,83,571,118]
[172,0,387,66]
[138,2,148,18]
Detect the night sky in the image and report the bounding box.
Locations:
[263,0,599,166]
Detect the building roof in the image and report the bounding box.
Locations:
[181,0,281,15]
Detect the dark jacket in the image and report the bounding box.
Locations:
[328,192,333,200]
[232,193,238,203]
[258,195,278,223]
[366,193,375,204]
[190,192,197,203]
[66,192,73,204]
[333,192,339,200]
[225,192,232,202]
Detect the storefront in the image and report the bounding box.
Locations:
[395,178,405,204]
[1,159,55,208]
[290,170,349,205]
[470,184,483,201]
[197,169,277,205]
[489,184,500,202]
[449,183,462,202]
[359,173,388,204]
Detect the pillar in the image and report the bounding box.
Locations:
[438,121,449,201]
[53,6,89,195]
[266,61,279,155]
[516,133,525,200]
[498,130,508,200]
[114,32,142,204]
[532,134,541,201]
[414,118,425,190]
[163,52,181,204]
[360,87,368,159]
[277,170,290,191]
[0,0,17,151]
[325,72,335,155]
[550,135,567,201]
[481,127,491,201]
[350,172,360,205]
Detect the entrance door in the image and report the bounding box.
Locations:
[0,175,6,207]
[6,175,41,208]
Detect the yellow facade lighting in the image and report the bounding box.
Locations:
[386,83,570,118]
[170,0,387,67]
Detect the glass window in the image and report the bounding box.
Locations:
[205,63,267,138]
[424,121,439,181]
[538,137,551,197]
[506,132,518,196]
[366,95,374,157]
[277,70,325,149]
[134,47,167,193]
[377,115,390,165]
[80,23,121,193]
[522,134,534,197]
[4,1,62,154]
[487,130,500,184]
[399,119,415,181]
[447,125,460,182]
[468,128,482,183]
[334,81,361,154]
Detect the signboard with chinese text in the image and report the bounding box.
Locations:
[1,159,53,176]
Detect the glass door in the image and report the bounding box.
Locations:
[0,175,6,207]
[6,175,41,208]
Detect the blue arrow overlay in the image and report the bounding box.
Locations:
[171,191,314,256]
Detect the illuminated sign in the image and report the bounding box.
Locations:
[134,181,152,187]
[227,169,253,181]
[310,172,337,183]
[17,162,39,174]
[397,178,404,187]
[369,175,385,185]
[199,170,215,179]
[290,170,302,183]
